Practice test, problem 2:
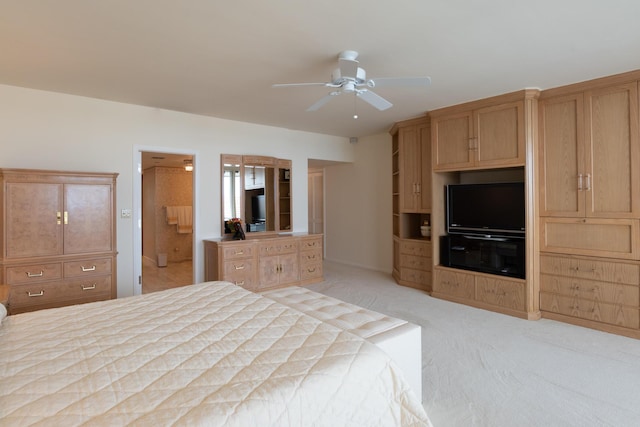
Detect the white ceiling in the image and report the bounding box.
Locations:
[2,1,640,138]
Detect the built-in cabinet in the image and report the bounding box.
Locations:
[0,169,117,314]
[426,90,540,320]
[538,73,640,338]
[204,234,323,292]
[391,116,432,291]
[432,94,527,171]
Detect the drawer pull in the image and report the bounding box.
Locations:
[27,290,44,297]
[81,265,96,272]
[235,281,245,286]
[234,264,245,270]
[82,284,97,291]
[307,267,316,273]
[26,271,44,278]
[233,250,244,255]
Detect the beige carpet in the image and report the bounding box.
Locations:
[307,261,640,427]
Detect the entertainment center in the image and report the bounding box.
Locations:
[392,69,640,339]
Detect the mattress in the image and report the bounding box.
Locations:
[0,281,431,426]
[262,286,423,401]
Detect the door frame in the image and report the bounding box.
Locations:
[133,145,199,296]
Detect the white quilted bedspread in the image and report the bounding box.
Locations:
[0,281,430,426]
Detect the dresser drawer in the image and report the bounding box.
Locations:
[540,292,639,329]
[9,276,112,312]
[300,250,322,264]
[434,268,475,299]
[300,262,323,281]
[300,236,322,251]
[541,274,639,306]
[540,255,640,285]
[221,244,255,260]
[6,262,62,284]
[257,239,298,256]
[222,259,257,290]
[64,257,112,277]
[400,240,432,257]
[400,268,431,286]
[476,276,526,311]
[400,254,432,271]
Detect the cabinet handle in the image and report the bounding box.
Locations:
[27,290,44,297]
[585,173,591,191]
[26,271,44,278]
[82,284,96,291]
[577,174,583,191]
[416,183,421,194]
[64,211,69,225]
[234,264,245,270]
[57,211,62,225]
[81,265,96,272]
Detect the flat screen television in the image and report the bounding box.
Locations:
[446,182,525,239]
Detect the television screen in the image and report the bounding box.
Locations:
[252,194,266,222]
[446,182,525,238]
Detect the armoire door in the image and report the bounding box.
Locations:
[64,184,114,254]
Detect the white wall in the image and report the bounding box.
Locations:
[324,133,393,272]
[0,84,360,297]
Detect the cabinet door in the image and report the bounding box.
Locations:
[418,123,432,212]
[277,253,299,286]
[6,182,63,258]
[64,184,114,254]
[258,256,280,288]
[399,125,419,212]
[474,101,525,168]
[585,83,640,219]
[539,93,585,217]
[432,112,473,171]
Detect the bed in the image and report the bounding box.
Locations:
[0,281,431,426]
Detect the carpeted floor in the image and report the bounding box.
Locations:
[307,261,640,427]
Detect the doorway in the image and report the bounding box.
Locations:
[134,149,196,295]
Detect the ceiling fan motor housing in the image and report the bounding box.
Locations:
[331,67,367,86]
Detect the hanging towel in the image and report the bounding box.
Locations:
[165,206,179,225]
[176,206,193,234]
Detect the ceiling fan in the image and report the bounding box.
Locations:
[272,50,431,112]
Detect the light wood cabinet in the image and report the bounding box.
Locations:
[539,81,640,256]
[540,254,640,337]
[204,234,323,292]
[539,82,640,219]
[432,92,531,171]
[1,169,117,314]
[433,266,529,318]
[257,238,299,288]
[398,122,431,213]
[390,116,432,292]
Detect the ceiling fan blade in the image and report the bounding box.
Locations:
[338,57,359,78]
[368,76,431,88]
[272,82,328,88]
[306,93,339,111]
[358,90,393,111]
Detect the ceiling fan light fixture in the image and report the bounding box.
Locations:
[184,159,193,172]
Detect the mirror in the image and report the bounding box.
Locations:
[221,154,291,236]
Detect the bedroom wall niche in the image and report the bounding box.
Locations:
[142,166,193,265]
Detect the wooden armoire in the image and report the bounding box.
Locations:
[0,169,118,314]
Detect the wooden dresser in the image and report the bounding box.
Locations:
[0,169,118,314]
[204,234,323,292]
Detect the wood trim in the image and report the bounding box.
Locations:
[428,89,539,118]
[539,69,640,99]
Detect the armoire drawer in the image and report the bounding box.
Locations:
[6,262,62,284]
[222,259,257,290]
[257,239,298,256]
[300,262,323,281]
[64,257,112,277]
[9,275,112,313]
